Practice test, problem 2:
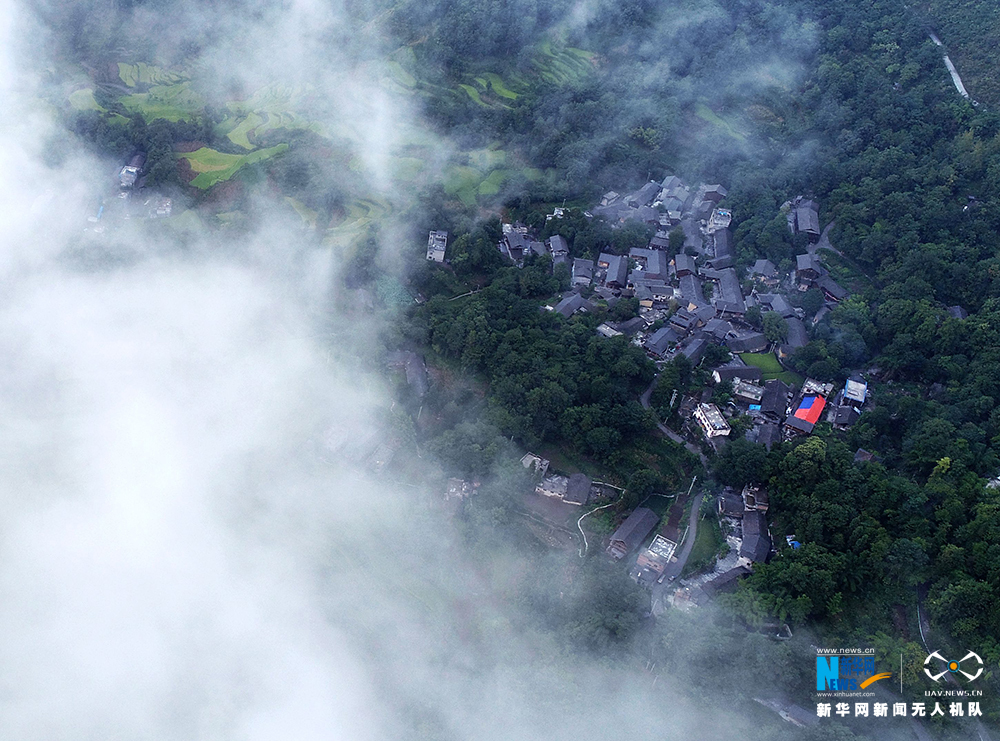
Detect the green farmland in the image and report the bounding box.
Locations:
[178,144,289,189]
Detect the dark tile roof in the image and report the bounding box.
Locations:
[713,228,733,259]
[608,507,659,558]
[547,234,569,255]
[706,255,735,269]
[627,181,661,207]
[704,318,733,339]
[629,248,669,277]
[756,422,781,450]
[701,565,751,596]
[760,379,790,418]
[796,253,822,274]
[725,332,768,353]
[616,317,646,336]
[784,415,814,434]
[833,406,860,427]
[795,205,820,235]
[750,259,778,278]
[660,175,683,191]
[712,268,745,313]
[817,275,848,301]
[645,326,681,356]
[947,305,969,320]
[681,338,708,365]
[785,317,809,348]
[719,492,745,518]
[759,293,795,318]
[740,510,771,562]
[555,293,589,318]
[714,364,762,382]
[677,274,705,306]
[572,258,594,283]
[565,473,591,505]
[674,253,697,276]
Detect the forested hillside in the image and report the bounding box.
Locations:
[920,0,1000,107]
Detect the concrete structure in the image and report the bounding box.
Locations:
[426,230,448,262]
[694,403,730,438]
[520,453,550,476]
[742,484,769,512]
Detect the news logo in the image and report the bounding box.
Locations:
[924,651,983,683]
[816,655,892,692]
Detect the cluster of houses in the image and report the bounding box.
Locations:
[418,180,878,604]
[532,182,850,379]
[592,177,729,229]
[718,484,772,566]
[497,223,572,268]
[532,180,862,451]
[686,368,869,449]
[658,483,776,610]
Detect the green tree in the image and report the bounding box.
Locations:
[762,311,788,343]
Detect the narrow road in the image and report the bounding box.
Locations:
[640,376,708,466]
[650,490,703,611]
[809,221,841,257]
[576,501,616,558]
[929,32,972,101]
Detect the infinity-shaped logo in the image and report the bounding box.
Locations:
[924,650,983,682]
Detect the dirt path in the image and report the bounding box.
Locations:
[640,376,708,466]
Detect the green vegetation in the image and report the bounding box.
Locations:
[284,196,317,228]
[179,144,289,189]
[56,0,1000,708]
[384,60,417,88]
[120,82,204,123]
[922,0,1000,106]
[681,513,724,577]
[457,84,489,107]
[738,353,801,385]
[117,62,186,87]
[226,113,264,150]
[481,73,518,100]
[531,42,593,85]
[694,102,747,143]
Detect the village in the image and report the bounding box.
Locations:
[423,172,876,617]
[85,151,173,232]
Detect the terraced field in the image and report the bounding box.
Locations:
[531,43,594,85]
[178,144,289,188]
[326,197,392,243]
[694,102,748,142]
[223,113,264,150]
[117,62,188,87]
[120,82,204,123]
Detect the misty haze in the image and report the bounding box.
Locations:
[1,0,998,739]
